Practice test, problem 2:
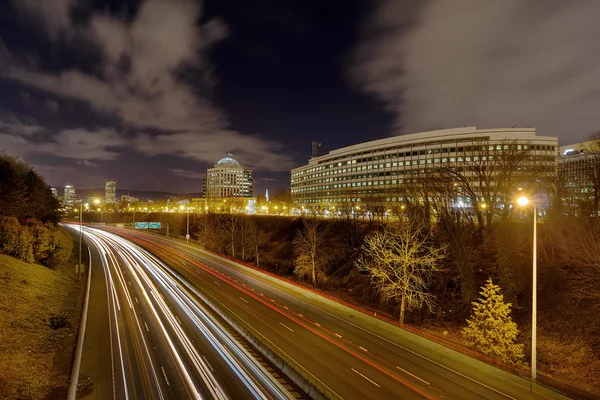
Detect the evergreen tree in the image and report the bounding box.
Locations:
[462,278,525,366]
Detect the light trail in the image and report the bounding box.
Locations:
[67,224,295,400]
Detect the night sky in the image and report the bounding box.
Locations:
[1,0,600,193]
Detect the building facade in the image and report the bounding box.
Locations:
[64,184,75,204]
[206,155,253,198]
[558,141,600,212]
[105,180,117,203]
[291,127,558,212]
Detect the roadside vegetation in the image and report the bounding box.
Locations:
[0,248,82,399]
[0,154,80,399]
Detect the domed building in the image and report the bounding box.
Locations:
[205,154,253,198]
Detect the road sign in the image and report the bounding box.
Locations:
[135,222,149,229]
[149,222,161,229]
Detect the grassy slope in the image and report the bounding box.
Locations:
[0,248,83,400]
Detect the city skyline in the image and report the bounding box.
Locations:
[2,0,600,192]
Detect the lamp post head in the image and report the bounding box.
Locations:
[94,198,100,204]
[517,196,529,207]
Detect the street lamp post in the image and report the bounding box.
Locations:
[186,210,190,244]
[180,205,190,243]
[79,201,83,282]
[517,196,537,388]
[93,198,102,224]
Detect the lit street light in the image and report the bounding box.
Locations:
[517,195,537,388]
[93,198,102,224]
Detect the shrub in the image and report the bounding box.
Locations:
[0,216,34,263]
[48,313,70,330]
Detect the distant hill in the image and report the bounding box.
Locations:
[74,188,201,201]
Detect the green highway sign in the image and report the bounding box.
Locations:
[149,222,161,229]
[135,222,149,229]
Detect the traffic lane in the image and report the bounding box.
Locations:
[124,231,525,400]
[106,232,294,400]
[91,234,178,400]
[153,248,434,400]
[78,236,115,400]
[102,234,245,399]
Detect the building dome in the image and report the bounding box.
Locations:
[216,156,241,167]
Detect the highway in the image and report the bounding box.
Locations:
[111,228,570,400]
[68,225,302,400]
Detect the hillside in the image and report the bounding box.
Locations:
[0,251,84,399]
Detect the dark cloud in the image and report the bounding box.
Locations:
[2,0,295,172]
[352,0,600,143]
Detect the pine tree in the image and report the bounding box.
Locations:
[462,278,525,366]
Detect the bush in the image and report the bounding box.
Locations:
[0,216,34,263]
[48,313,70,330]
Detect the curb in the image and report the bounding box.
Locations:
[67,239,92,400]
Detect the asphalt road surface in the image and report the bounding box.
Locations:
[112,228,570,400]
[68,225,302,400]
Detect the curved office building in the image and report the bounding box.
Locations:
[291,127,558,211]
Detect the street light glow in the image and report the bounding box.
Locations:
[517,196,529,206]
[94,198,101,204]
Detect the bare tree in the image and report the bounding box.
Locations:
[558,219,600,307]
[293,218,329,288]
[247,220,266,267]
[355,221,445,325]
[441,140,551,230]
[218,214,239,258]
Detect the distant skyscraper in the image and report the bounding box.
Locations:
[265,188,269,203]
[64,184,75,204]
[50,187,58,198]
[105,180,117,203]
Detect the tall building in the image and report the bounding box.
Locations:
[64,184,75,204]
[291,126,558,212]
[50,187,58,198]
[105,180,117,203]
[206,155,253,198]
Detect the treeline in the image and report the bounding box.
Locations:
[0,154,71,267]
[0,154,61,223]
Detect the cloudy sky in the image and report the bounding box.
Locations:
[1,0,599,192]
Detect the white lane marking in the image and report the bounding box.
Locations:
[315,323,321,327]
[334,333,342,338]
[359,346,368,352]
[202,355,215,372]
[279,322,294,332]
[144,322,149,332]
[396,366,430,385]
[135,297,138,304]
[240,297,249,304]
[161,367,170,386]
[351,368,380,388]
[214,281,221,286]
